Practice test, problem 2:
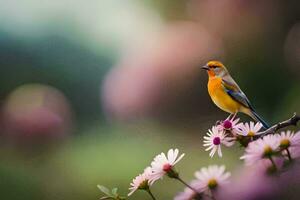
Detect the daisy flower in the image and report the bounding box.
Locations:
[240,134,280,165]
[203,126,235,158]
[237,121,263,137]
[128,167,152,196]
[277,130,300,149]
[149,148,185,185]
[276,130,300,159]
[217,115,242,134]
[193,165,231,193]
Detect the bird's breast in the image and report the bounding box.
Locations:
[208,77,223,92]
[208,78,224,101]
[207,77,241,113]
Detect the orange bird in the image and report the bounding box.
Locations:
[202,61,269,129]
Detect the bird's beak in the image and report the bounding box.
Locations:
[201,65,209,70]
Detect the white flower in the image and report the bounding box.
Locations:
[277,130,300,148]
[148,148,185,185]
[203,126,234,158]
[217,116,242,134]
[277,130,300,159]
[128,167,152,196]
[193,165,231,193]
[174,165,231,200]
[240,134,280,165]
[236,121,263,137]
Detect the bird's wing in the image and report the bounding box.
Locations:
[221,77,252,109]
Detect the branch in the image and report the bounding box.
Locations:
[258,113,300,137]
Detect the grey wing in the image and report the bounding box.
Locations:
[222,76,253,109]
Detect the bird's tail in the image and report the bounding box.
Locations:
[249,109,270,129]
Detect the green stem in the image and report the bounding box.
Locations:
[175,176,216,199]
[208,189,216,200]
[268,156,277,171]
[176,176,199,194]
[169,171,216,199]
[146,188,156,200]
[286,148,292,162]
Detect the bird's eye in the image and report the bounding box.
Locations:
[211,66,218,69]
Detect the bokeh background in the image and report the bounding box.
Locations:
[0,0,299,199]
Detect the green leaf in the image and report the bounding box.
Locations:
[111,188,118,196]
[97,185,111,196]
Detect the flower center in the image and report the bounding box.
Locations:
[213,137,221,145]
[163,164,172,172]
[247,131,255,137]
[280,139,290,149]
[263,145,273,157]
[208,178,218,189]
[223,120,232,129]
[138,180,149,190]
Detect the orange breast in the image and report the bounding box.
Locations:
[207,77,242,114]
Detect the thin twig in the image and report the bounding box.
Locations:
[257,113,300,137]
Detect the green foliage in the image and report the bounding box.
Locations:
[97,185,126,200]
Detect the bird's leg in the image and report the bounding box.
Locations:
[227,113,233,119]
[232,112,237,119]
[227,112,237,120]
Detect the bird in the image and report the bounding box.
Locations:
[202,60,269,129]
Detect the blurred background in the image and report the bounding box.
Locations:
[0,0,299,199]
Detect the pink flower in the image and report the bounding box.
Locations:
[203,126,235,157]
[149,149,185,185]
[217,116,242,134]
[236,121,263,137]
[276,130,300,159]
[277,130,300,148]
[175,165,231,199]
[240,134,280,165]
[193,165,231,193]
[128,167,153,196]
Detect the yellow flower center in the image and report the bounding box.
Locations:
[208,178,218,189]
[138,180,149,190]
[247,131,255,137]
[263,145,273,157]
[280,139,290,149]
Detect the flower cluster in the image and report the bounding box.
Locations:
[98,114,300,200]
[203,115,300,170]
[241,131,300,168]
[127,149,230,199]
[128,149,184,197]
[203,116,264,157]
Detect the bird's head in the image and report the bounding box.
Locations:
[202,61,228,77]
